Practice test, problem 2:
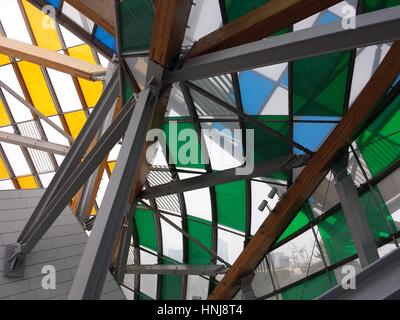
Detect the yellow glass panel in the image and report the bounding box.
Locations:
[17,175,37,189]
[0,98,10,127]
[21,0,62,51]
[108,161,116,173]
[18,61,58,116]
[0,157,9,180]
[0,54,10,66]
[65,110,87,139]
[68,45,103,108]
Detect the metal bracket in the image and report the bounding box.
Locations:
[3,243,25,278]
[234,271,256,300]
[282,154,310,171]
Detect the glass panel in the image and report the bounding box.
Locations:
[357,94,400,177]
[0,157,9,180]
[17,175,37,189]
[18,61,58,116]
[22,0,62,50]
[187,215,212,264]
[364,0,400,12]
[160,257,183,300]
[293,51,351,116]
[215,180,246,232]
[119,0,154,53]
[67,45,103,108]
[134,207,157,251]
[64,110,86,139]
[0,98,10,127]
[281,271,336,300]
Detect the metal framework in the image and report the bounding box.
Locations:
[1,0,400,301]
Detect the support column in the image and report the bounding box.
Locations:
[68,86,160,300]
[332,155,379,268]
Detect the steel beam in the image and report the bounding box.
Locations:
[165,6,400,83]
[332,155,379,268]
[125,264,228,276]
[68,88,159,300]
[16,72,119,246]
[319,247,400,300]
[140,154,308,200]
[0,131,69,156]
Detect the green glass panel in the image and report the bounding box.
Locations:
[357,94,400,176]
[244,116,290,180]
[364,0,400,12]
[187,216,212,264]
[276,204,312,244]
[123,76,134,104]
[137,291,153,300]
[162,122,205,169]
[215,180,246,232]
[293,51,351,116]
[134,207,157,251]
[281,272,337,300]
[224,0,269,22]
[319,189,395,264]
[119,0,154,53]
[223,0,288,35]
[160,258,183,300]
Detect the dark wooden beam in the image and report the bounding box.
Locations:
[188,0,342,58]
[209,41,400,300]
[149,0,192,66]
[64,0,116,36]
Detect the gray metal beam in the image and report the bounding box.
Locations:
[0,131,69,156]
[68,87,159,300]
[125,264,228,276]
[319,247,400,300]
[165,6,400,83]
[16,72,119,246]
[332,155,379,268]
[140,154,308,200]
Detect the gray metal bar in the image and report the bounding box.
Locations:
[332,155,379,268]
[19,96,135,256]
[140,154,308,200]
[319,246,400,300]
[76,62,118,222]
[114,206,135,284]
[125,264,228,276]
[17,72,119,245]
[186,81,314,156]
[0,79,74,144]
[0,131,69,155]
[68,88,159,300]
[165,6,400,83]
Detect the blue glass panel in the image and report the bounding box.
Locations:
[317,11,340,25]
[294,117,339,153]
[94,26,117,53]
[239,71,274,115]
[44,0,62,9]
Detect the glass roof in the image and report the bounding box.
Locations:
[0,0,400,300]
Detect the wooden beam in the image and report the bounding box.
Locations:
[149,0,192,66]
[0,35,106,80]
[188,0,342,58]
[64,0,116,36]
[209,41,400,300]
